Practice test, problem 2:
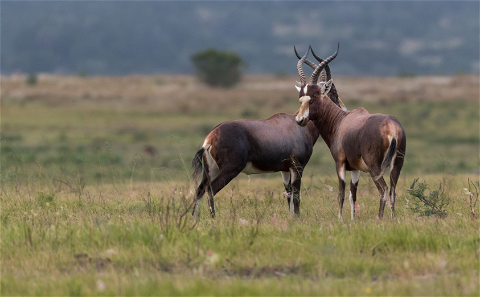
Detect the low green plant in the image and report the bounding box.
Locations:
[26,73,38,85]
[36,192,55,207]
[407,178,449,218]
[191,48,244,88]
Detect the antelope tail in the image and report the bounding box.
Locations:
[375,138,397,181]
[192,147,205,183]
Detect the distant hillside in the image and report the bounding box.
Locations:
[1,1,478,76]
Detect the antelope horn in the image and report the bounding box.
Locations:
[295,46,327,82]
[295,45,310,85]
[294,46,318,71]
[310,47,332,82]
[310,43,339,85]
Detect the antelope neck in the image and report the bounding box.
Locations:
[312,96,348,148]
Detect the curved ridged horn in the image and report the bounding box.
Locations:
[294,46,317,70]
[295,45,310,85]
[310,43,339,85]
[295,46,327,82]
[310,47,332,82]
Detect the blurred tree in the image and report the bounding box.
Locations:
[26,73,38,86]
[191,48,244,88]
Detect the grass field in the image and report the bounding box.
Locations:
[1,74,479,295]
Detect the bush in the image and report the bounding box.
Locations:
[407,178,449,218]
[26,73,38,86]
[191,48,244,88]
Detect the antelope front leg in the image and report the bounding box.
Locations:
[289,167,302,216]
[337,163,347,220]
[349,170,360,220]
[281,171,292,206]
[292,178,301,216]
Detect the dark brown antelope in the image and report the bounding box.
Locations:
[191,58,348,218]
[295,45,406,220]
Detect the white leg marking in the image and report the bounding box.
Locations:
[383,188,389,202]
[350,170,360,220]
[193,197,203,216]
[339,164,346,182]
[351,170,360,184]
[289,168,297,215]
[338,164,346,221]
[349,192,354,220]
[281,171,291,187]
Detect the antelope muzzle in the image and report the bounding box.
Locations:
[296,96,310,126]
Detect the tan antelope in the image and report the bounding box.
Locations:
[295,45,406,220]
[191,57,347,218]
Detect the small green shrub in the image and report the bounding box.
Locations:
[191,48,244,88]
[26,73,38,86]
[407,178,449,218]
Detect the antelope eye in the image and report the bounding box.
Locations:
[309,98,313,104]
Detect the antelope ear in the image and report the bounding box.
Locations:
[295,85,301,92]
[338,97,348,111]
[321,79,333,95]
[317,82,326,96]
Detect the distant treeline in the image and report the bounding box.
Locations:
[1,1,478,76]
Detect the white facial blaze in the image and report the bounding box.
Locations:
[296,95,310,123]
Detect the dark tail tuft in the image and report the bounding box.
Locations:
[382,138,397,171]
[192,148,205,183]
[375,138,397,181]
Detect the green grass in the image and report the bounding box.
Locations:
[1,82,479,295]
[1,99,479,186]
[1,175,479,295]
